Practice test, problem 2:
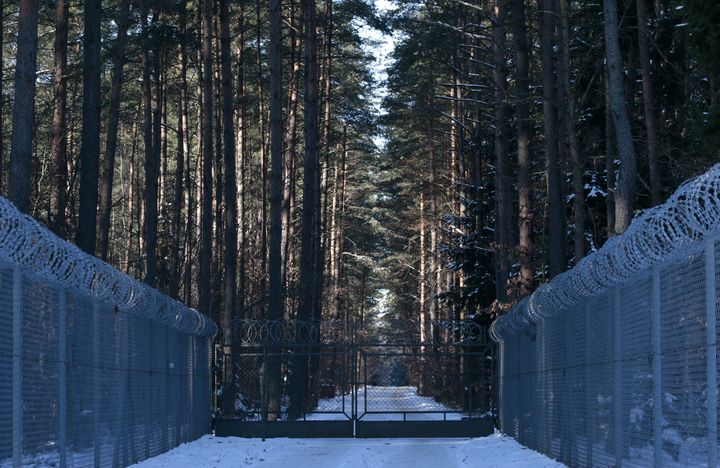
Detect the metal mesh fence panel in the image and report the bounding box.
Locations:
[492,164,720,467]
[0,197,216,468]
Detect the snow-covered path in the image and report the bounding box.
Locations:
[307,385,465,420]
[130,434,565,468]
[132,386,563,467]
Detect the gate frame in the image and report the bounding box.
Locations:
[213,319,495,438]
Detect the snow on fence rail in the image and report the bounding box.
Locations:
[491,163,720,467]
[0,197,217,468]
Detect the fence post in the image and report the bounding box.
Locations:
[93,300,101,468]
[58,290,67,468]
[260,356,267,442]
[12,268,22,468]
[612,286,622,466]
[119,313,129,466]
[539,321,548,451]
[561,315,571,464]
[497,339,503,433]
[584,302,593,466]
[652,266,663,467]
[190,335,195,440]
[706,238,717,468]
[161,327,169,453]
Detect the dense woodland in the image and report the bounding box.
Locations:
[0,0,718,416]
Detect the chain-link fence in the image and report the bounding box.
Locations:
[215,319,353,422]
[357,348,490,418]
[0,197,217,467]
[491,164,720,467]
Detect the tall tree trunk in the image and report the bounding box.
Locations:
[125,122,138,273]
[212,25,224,315]
[267,0,285,421]
[493,0,510,301]
[269,0,284,326]
[283,0,302,287]
[318,0,333,317]
[540,0,564,278]
[313,0,330,322]
[236,4,247,317]
[328,127,341,319]
[428,143,438,343]
[171,1,190,300]
[336,136,347,321]
[199,0,214,316]
[558,0,584,261]
[605,76,617,238]
[308,0,326,409]
[49,0,69,233]
[291,0,320,420]
[448,71,459,325]
[257,0,269,311]
[76,0,102,254]
[141,7,161,287]
[220,0,238,417]
[637,0,660,206]
[511,0,533,296]
[98,0,131,260]
[9,0,40,214]
[419,189,426,345]
[604,0,637,234]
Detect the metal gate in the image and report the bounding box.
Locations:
[213,319,494,438]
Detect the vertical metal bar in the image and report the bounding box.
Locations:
[364,351,368,416]
[516,333,522,440]
[58,290,67,468]
[12,268,22,468]
[652,266,663,467]
[706,238,717,468]
[541,319,549,452]
[260,355,266,442]
[144,323,151,458]
[161,327,169,452]
[584,302,593,467]
[189,336,195,439]
[119,313,129,466]
[562,312,570,465]
[352,323,357,436]
[497,340,503,432]
[93,300,101,468]
[612,286,622,466]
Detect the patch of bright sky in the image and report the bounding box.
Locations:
[357,0,398,151]
[375,288,391,319]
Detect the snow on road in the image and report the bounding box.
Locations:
[308,386,464,420]
[132,386,563,467]
[130,434,565,468]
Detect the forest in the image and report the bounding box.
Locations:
[0,0,718,418]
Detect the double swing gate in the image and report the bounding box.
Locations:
[213,319,495,438]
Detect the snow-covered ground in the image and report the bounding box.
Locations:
[133,385,563,467]
[308,385,464,421]
[130,433,565,468]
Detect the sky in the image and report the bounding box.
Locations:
[357,0,399,151]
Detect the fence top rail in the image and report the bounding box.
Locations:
[0,196,217,337]
[490,162,720,342]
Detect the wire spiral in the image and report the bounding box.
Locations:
[0,196,217,337]
[491,163,720,341]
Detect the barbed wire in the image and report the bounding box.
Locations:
[0,196,217,337]
[225,318,488,345]
[491,163,720,341]
[227,319,349,345]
